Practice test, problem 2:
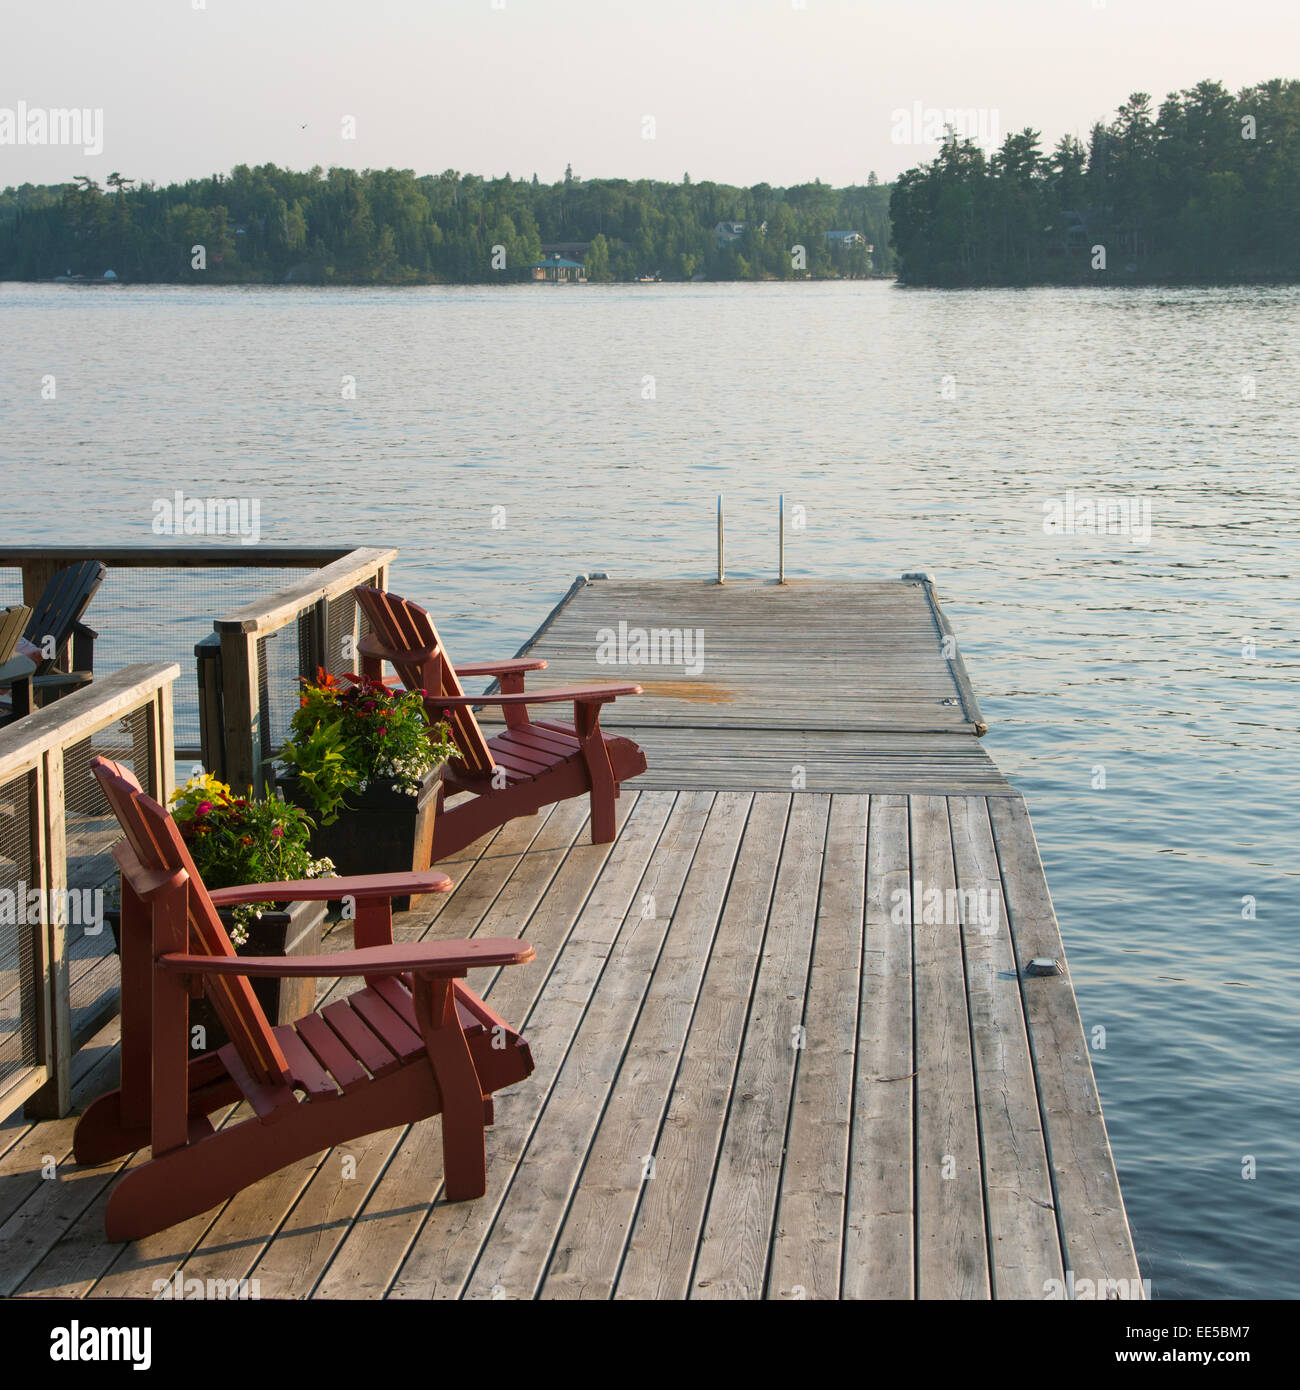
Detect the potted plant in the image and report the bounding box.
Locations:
[274,669,457,910]
[166,773,336,1051]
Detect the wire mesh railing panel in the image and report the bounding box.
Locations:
[99,567,313,755]
[0,567,314,756]
[0,770,39,1093]
[257,626,305,767]
[325,588,367,678]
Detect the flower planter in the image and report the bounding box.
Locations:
[108,897,327,1055]
[275,763,443,912]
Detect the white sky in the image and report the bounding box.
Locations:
[2,0,1296,188]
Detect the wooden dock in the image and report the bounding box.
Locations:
[490,575,1011,795]
[0,575,1140,1300]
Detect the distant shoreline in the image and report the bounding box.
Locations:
[8,273,1299,291]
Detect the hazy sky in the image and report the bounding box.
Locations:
[2,0,1296,188]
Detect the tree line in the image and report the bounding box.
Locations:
[0,164,893,283]
[889,78,1300,286]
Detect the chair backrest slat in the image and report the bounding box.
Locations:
[354,586,495,776]
[92,756,290,1087]
[0,605,31,663]
[26,561,106,675]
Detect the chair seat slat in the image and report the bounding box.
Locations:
[320,999,402,1079]
[295,1012,371,1091]
[350,988,426,1059]
[273,1025,341,1101]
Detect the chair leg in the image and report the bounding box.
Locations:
[589,778,616,844]
[574,701,618,845]
[413,977,488,1201]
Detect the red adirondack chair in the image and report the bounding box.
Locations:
[353,585,648,861]
[76,756,536,1243]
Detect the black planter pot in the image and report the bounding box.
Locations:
[275,764,443,912]
[108,897,327,1055]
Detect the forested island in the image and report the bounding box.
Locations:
[891,79,1300,286]
[1,77,1295,288]
[0,165,892,284]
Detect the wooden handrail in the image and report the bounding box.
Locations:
[0,546,356,568]
[215,547,399,637]
[0,662,179,782]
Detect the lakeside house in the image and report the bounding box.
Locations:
[530,253,587,283]
[714,219,767,248]
[825,229,874,269]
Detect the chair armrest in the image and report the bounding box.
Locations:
[159,937,535,979]
[33,670,94,690]
[454,658,549,678]
[434,682,641,708]
[207,869,451,907]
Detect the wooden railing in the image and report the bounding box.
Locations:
[0,546,367,760]
[204,547,397,792]
[0,546,363,609]
[0,662,178,1119]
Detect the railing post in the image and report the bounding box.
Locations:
[20,557,58,612]
[219,628,262,795]
[24,746,71,1118]
[716,495,725,585]
[194,634,225,780]
[147,681,176,804]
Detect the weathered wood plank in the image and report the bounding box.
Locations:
[948,795,1062,1299]
[691,794,831,1299]
[387,792,709,1300]
[533,792,754,1299]
[910,793,990,1299]
[843,793,914,1298]
[767,793,868,1300]
[613,794,791,1300]
[478,726,1012,795]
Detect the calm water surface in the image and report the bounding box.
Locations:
[1,280,1296,1299]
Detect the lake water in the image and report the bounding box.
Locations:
[2,279,1297,1299]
